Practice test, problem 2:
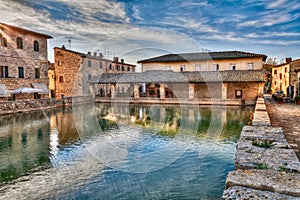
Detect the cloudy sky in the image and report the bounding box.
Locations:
[1,0,300,68]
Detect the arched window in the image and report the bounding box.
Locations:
[34,40,39,52]
[17,37,23,49]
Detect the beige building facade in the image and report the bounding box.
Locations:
[0,23,52,100]
[271,58,300,96]
[54,47,136,99]
[138,51,266,72]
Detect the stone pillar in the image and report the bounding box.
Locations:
[222,82,227,101]
[189,83,194,100]
[111,83,116,98]
[134,83,140,99]
[258,82,264,96]
[160,83,165,99]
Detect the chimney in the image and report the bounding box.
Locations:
[94,52,97,57]
[113,57,119,62]
[121,59,124,63]
[87,52,91,56]
[99,53,104,59]
[286,57,292,64]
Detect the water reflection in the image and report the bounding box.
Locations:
[0,104,253,199]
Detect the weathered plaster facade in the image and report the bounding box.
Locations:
[138,51,267,72]
[271,58,300,95]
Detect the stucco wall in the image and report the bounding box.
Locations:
[142,57,263,72]
[227,83,259,101]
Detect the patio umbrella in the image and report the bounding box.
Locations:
[11,88,44,94]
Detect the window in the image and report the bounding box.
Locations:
[230,63,236,70]
[127,67,130,71]
[100,62,103,69]
[285,67,287,73]
[195,64,201,71]
[18,67,24,78]
[59,76,64,83]
[2,38,7,47]
[88,60,91,67]
[180,65,185,72]
[274,69,277,75]
[117,65,120,71]
[35,68,40,78]
[121,66,124,71]
[88,74,91,80]
[132,68,135,72]
[58,60,62,66]
[16,37,23,49]
[247,63,254,70]
[0,66,2,78]
[280,73,282,80]
[0,34,7,47]
[109,64,112,70]
[33,40,39,52]
[4,66,8,78]
[213,64,219,71]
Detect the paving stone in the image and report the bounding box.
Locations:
[222,186,299,200]
[236,126,300,172]
[225,169,300,197]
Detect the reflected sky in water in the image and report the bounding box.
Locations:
[0,104,253,199]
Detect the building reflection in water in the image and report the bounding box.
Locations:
[0,104,252,182]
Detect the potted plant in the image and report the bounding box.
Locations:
[295,95,300,105]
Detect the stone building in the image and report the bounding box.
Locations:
[54,46,136,99]
[271,58,300,97]
[0,23,52,100]
[138,51,267,72]
[90,70,265,105]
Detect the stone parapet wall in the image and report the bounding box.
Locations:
[0,95,93,115]
[222,97,300,199]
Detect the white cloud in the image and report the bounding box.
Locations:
[267,0,287,8]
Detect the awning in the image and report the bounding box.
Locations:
[0,84,10,97]
[31,83,49,94]
[11,88,44,94]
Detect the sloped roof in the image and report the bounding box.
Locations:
[0,23,53,39]
[54,47,136,67]
[138,51,267,63]
[89,70,264,84]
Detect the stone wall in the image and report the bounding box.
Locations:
[0,23,50,100]
[0,23,50,80]
[222,97,300,199]
[54,48,136,100]
[54,48,83,99]
[0,95,93,115]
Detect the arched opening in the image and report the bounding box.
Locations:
[34,40,39,52]
[17,37,23,49]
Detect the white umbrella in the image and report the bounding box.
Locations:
[11,88,44,94]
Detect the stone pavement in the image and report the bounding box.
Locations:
[264,95,300,159]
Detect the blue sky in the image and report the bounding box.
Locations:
[1,0,300,68]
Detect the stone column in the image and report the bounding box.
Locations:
[134,83,140,99]
[222,82,227,101]
[189,83,194,100]
[160,83,165,99]
[258,82,264,96]
[111,83,116,98]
